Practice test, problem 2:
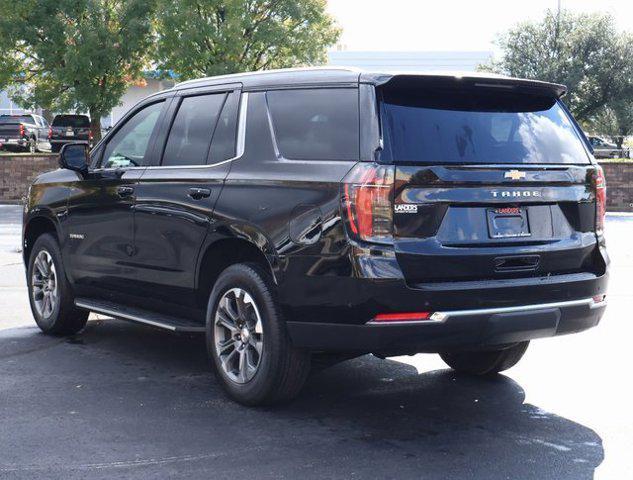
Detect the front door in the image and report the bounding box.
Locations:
[65,99,168,302]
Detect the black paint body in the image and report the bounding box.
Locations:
[23,69,609,355]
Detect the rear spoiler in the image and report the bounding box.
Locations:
[361,72,567,98]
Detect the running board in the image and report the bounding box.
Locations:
[74,298,206,334]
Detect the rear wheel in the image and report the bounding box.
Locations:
[440,341,529,376]
[27,137,37,153]
[206,263,311,406]
[27,234,88,335]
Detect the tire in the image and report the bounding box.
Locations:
[28,137,36,153]
[27,233,88,335]
[440,341,529,376]
[206,263,311,406]
[51,144,61,153]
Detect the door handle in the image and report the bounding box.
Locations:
[117,186,134,197]
[188,187,211,200]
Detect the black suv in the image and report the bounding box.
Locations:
[49,114,92,153]
[23,68,608,405]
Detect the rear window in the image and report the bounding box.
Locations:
[379,87,590,164]
[267,89,359,161]
[52,115,90,128]
[0,116,33,124]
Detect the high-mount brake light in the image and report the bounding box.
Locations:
[594,165,606,235]
[341,163,394,243]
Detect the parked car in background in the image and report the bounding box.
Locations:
[0,114,50,153]
[49,114,92,153]
[588,136,629,159]
[22,69,608,406]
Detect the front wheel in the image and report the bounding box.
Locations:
[206,263,311,406]
[27,234,88,335]
[440,342,529,376]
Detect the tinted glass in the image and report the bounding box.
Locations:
[101,101,164,169]
[267,89,359,160]
[52,115,90,128]
[163,93,226,166]
[380,88,590,164]
[0,116,33,124]
[209,91,239,164]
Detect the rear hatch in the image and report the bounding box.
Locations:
[377,77,605,284]
[51,114,90,140]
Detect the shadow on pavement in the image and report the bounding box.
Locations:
[0,319,603,480]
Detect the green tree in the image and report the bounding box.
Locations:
[480,10,633,122]
[155,0,341,80]
[0,0,156,141]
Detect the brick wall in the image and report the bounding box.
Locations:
[0,154,632,212]
[600,161,633,212]
[0,154,58,203]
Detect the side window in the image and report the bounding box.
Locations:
[266,88,359,160]
[208,91,239,164]
[101,101,164,169]
[162,93,226,167]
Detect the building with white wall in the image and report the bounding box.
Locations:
[327,50,493,72]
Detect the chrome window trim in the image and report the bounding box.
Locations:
[91,92,248,173]
[141,91,248,170]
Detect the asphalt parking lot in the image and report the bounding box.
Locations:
[1,204,632,479]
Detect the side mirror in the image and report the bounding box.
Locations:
[59,143,89,175]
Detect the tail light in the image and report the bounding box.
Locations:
[341,163,394,243]
[19,124,24,137]
[48,127,52,140]
[593,165,606,235]
[89,129,93,141]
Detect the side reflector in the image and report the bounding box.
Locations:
[372,312,431,322]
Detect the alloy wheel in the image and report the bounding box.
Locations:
[31,250,58,319]
[213,288,264,384]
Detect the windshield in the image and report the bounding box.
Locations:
[0,116,33,124]
[52,115,90,127]
[379,87,590,164]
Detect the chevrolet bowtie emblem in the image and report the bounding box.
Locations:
[504,170,526,180]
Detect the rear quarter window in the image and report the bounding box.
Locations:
[266,88,359,161]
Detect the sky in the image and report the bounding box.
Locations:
[326,0,633,54]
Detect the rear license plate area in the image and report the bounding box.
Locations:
[487,206,530,239]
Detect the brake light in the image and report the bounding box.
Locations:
[594,165,606,235]
[19,124,24,137]
[341,163,394,243]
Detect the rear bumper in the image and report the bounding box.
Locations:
[287,296,606,354]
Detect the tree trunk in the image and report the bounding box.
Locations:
[89,110,102,143]
[615,136,623,149]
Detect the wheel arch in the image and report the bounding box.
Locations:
[23,214,61,266]
[195,235,279,311]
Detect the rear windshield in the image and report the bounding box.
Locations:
[379,88,590,164]
[52,115,90,127]
[0,116,33,124]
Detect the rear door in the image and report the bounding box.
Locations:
[378,80,603,285]
[132,86,241,312]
